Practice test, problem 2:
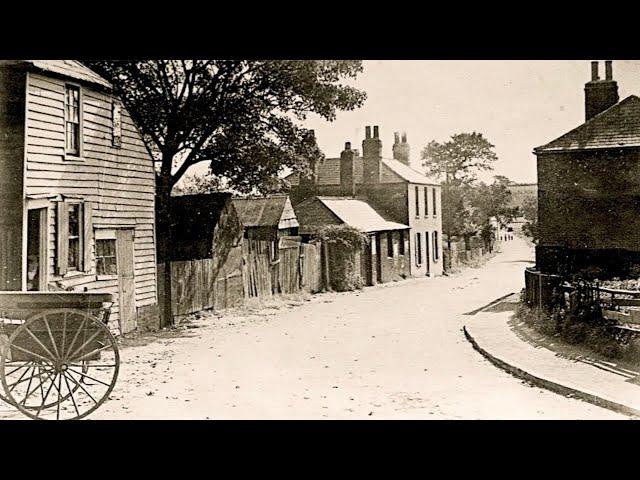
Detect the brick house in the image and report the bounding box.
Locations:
[287,126,443,277]
[294,196,410,285]
[0,60,159,334]
[535,60,640,277]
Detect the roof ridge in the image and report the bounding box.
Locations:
[536,95,640,152]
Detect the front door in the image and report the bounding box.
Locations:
[26,208,48,291]
[425,232,431,276]
[375,233,382,283]
[116,229,136,334]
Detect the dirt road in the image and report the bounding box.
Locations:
[2,236,624,419]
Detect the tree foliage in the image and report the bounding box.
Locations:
[420,132,499,248]
[84,60,367,198]
[521,196,539,243]
[421,132,498,183]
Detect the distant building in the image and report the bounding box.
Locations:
[534,60,640,277]
[287,126,443,278]
[294,196,410,285]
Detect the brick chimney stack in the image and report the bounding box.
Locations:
[392,131,411,166]
[362,125,382,184]
[585,60,619,121]
[340,141,356,197]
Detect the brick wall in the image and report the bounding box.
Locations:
[537,148,640,275]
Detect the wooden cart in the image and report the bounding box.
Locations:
[0,292,119,420]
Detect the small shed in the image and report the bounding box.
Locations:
[232,195,299,260]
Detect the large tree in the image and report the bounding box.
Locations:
[85,60,366,324]
[84,60,366,221]
[421,132,498,248]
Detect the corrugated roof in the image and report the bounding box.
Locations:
[535,95,640,153]
[287,156,438,186]
[22,60,112,89]
[232,196,299,228]
[317,197,409,233]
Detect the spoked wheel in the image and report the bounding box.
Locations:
[0,309,119,420]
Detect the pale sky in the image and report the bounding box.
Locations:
[302,60,640,184]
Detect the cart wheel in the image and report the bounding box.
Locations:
[0,309,119,420]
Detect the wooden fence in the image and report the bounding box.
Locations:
[524,268,640,332]
[159,238,324,324]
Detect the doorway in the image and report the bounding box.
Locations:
[26,208,48,291]
[425,231,431,276]
[116,229,136,334]
[375,233,382,283]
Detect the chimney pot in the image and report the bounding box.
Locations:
[394,132,400,144]
[365,126,371,139]
[605,60,613,81]
[401,132,407,143]
[345,141,351,150]
[591,61,599,81]
[373,126,379,138]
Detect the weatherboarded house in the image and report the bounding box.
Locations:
[0,60,158,334]
[535,61,640,278]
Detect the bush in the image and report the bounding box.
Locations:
[314,225,368,292]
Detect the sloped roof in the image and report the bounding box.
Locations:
[287,156,438,186]
[20,60,112,89]
[232,196,299,229]
[316,197,409,233]
[535,95,640,153]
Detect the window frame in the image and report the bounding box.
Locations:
[415,232,422,266]
[66,202,83,272]
[432,187,437,216]
[414,185,420,217]
[433,231,439,262]
[95,229,118,280]
[424,187,429,218]
[64,83,84,161]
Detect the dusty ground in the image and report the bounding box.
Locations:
[1,236,625,419]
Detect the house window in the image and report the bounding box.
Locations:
[432,188,437,216]
[65,85,81,156]
[415,232,422,266]
[67,204,81,270]
[424,187,429,217]
[399,230,405,255]
[433,231,439,261]
[96,239,117,276]
[387,232,394,258]
[415,186,420,217]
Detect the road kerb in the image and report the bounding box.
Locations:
[463,325,640,419]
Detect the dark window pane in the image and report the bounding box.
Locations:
[69,238,79,269]
[96,239,117,276]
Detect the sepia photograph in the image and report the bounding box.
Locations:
[1,57,639,422]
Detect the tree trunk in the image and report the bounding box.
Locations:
[157,166,174,328]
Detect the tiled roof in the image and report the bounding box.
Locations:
[287,156,438,186]
[20,60,112,89]
[316,197,409,233]
[232,196,299,228]
[535,95,640,153]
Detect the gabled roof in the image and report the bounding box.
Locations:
[18,60,112,90]
[232,196,299,229]
[315,197,409,233]
[286,156,438,186]
[535,95,640,153]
